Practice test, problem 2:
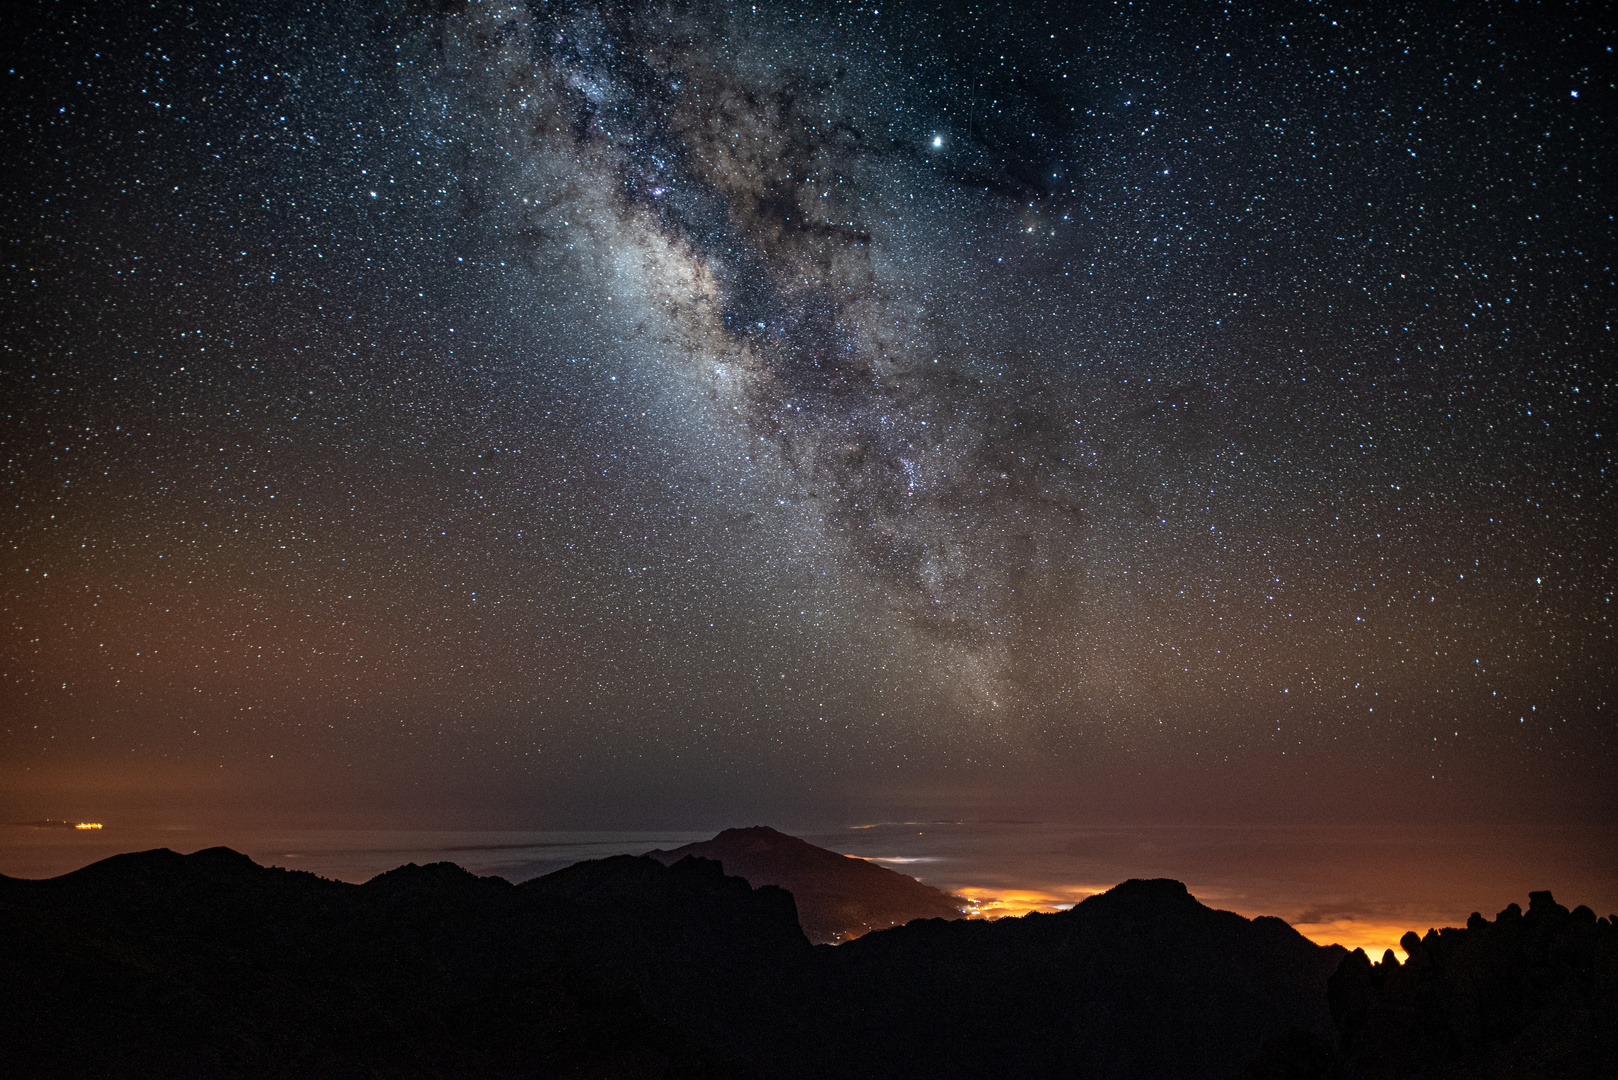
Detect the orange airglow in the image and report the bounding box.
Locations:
[955,886,1416,963]
[1290,918,1413,964]
[954,885,1108,919]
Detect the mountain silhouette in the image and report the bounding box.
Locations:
[643,825,964,943]
[809,876,1347,1079]
[1,846,793,1077]
[5,836,1614,1078]
[1327,889,1618,1079]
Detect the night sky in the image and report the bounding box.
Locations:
[3,0,1613,836]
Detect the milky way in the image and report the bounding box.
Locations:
[2,0,1612,823]
[426,2,1113,714]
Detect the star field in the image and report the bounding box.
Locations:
[2,0,1612,825]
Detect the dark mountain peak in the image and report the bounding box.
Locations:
[37,847,348,930]
[709,825,809,850]
[1110,877,1192,899]
[43,845,277,891]
[188,844,256,865]
[523,854,790,923]
[522,854,810,957]
[60,845,185,878]
[654,826,861,875]
[834,867,1352,1078]
[1002,876,1346,981]
[526,852,735,902]
[184,845,270,879]
[364,860,502,893]
[644,827,963,944]
[668,853,733,880]
[1066,877,1201,921]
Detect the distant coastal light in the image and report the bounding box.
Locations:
[953,884,1107,918]
[14,819,106,830]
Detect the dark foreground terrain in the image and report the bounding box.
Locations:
[3,843,1613,1079]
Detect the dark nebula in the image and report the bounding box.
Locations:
[1,0,1612,828]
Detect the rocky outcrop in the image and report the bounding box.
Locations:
[1328,890,1618,1079]
[8,839,1608,1080]
[643,824,964,943]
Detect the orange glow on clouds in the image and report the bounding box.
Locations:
[954,886,1415,964]
[953,885,1109,918]
[1291,918,1413,964]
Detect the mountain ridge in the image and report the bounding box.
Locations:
[644,824,963,943]
[4,833,1613,1078]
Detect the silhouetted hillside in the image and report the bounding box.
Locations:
[804,877,1348,1079]
[0,846,794,1078]
[5,841,1612,1079]
[644,825,964,942]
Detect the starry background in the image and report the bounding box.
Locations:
[2,0,1613,835]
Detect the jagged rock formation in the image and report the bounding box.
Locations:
[643,825,964,942]
[1328,890,1618,1080]
[6,840,1610,1079]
